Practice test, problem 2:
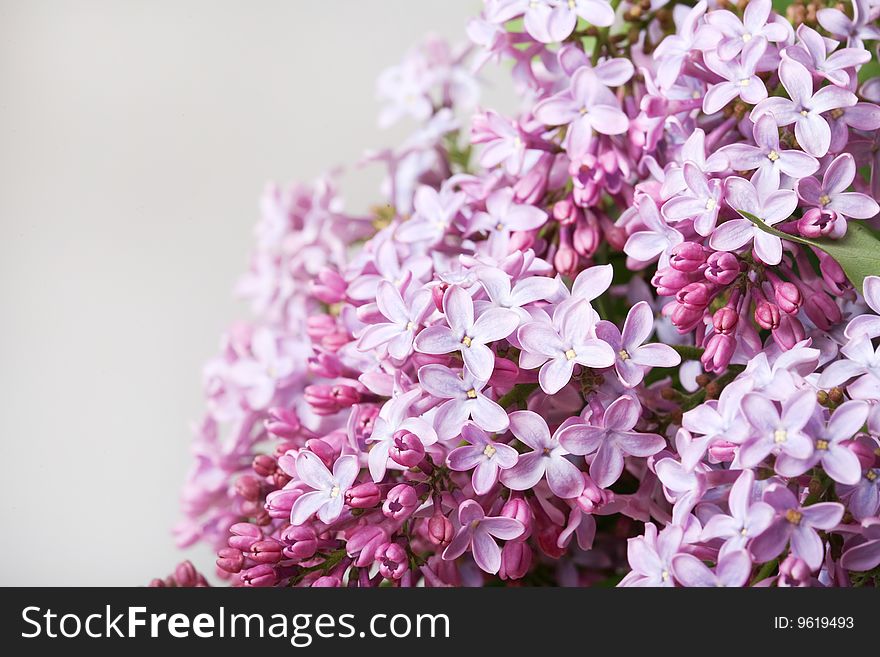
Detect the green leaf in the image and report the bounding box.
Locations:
[737,210,880,292]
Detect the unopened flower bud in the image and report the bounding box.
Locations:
[427,512,454,547]
[704,252,741,285]
[382,484,419,520]
[375,542,409,580]
[389,429,426,468]
[345,482,382,509]
[281,525,318,560]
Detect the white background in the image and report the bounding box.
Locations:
[0,0,512,585]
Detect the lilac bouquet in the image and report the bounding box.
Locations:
[155,0,880,588]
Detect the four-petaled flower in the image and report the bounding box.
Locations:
[418,364,509,440]
[739,388,816,467]
[796,153,880,222]
[447,423,518,494]
[290,452,359,526]
[442,500,525,574]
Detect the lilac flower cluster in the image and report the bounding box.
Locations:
[164,1,880,588]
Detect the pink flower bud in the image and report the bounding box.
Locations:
[499,540,532,581]
[346,525,389,567]
[712,306,739,335]
[345,482,382,509]
[771,314,806,350]
[797,207,839,238]
[554,242,578,277]
[708,440,737,463]
[174,561,202,587]
[652,267,696,296]
[309,351,343,379]
[701,333,736,374]
[676,282,712,308]
[228,523,262,551]
[818,251,848,294]
[669,242,707,273]
[432,282,450,313]
[252,454,277,478]
[382,484,419,520]
[774,282,802,314]
[375,542,409,580]
[513,152,551,204]
[489,356,519,391]
[427,512,454,547]
[754,300,781,330]
[553,198,578,226]
[235,475,262,502]
[241,564,277,587]
[389,429,426,468]
[669,301,705,332]
[803,291,842,331]
[265,407,301,439]
[321,332,350,353]
[304,384,361,416]
[501,497,533,539]
[281,526,318,560]
[306,315,336,341]
[572,219,600,257]
[310,267,347,304]
[265,488,302,518]
[248,539,283,565]
[779,554,811,586]
[850,440,877,470]
[216,547,244,574]
[311,575,341,587]
[704,252,741,285]
[304,438,338,469]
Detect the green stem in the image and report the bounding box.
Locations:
[497,383,539,409]
[751,558,779,586]
[669,344,705,361]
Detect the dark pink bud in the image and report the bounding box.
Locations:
[432,282,450,313]
[513,152,551,204]
[304,384,361,415]
[707,440,737,463]
[304,438,337,469]
[670,301,706,332]
[803,291,842,331]
[345,482,382,509]
[265,488,301,518]
[311,575,341,587]
[818,251,848,294]
[375,542,409,580]
[174,561,201,587]
[552,198,578,225]
[554,243,578,277]
[427,512,454,547]
[499,541,531,581]
[265,407,301,439]
[306,315,336,341]
[572,219,600,257]
[779,554,811,586]
[652,267,696,296]
[754,300,781,330]
[241,564,276,587]
[310,267,347,304]
[252,454,277,478]
[577,475,610,514]
[771,314,806,350]
[489,356,519,391]
[281,526,318,560]
[228,523,262,551]
[774,282,802,314]
[216,548,244,574]
[389,429,426,468]
[701,333,736,374]
[309,351,343,379]
[850,440,878,470]
[797,207,839,238]
[248,539,283,565]
[346,525,389,567]
[669,242,707,273]
[536,525,566,559]
[704,252,741,285]
[501,497,533,539]
[382,484,419,520]
[712,306,739,335]
[320,332,350,353]
[235,475,262,502]
[675,282,712,308]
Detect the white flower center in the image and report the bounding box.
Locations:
[619,349,631,361]
[774,429,788,444]
[330,486,340,498]
[705,198,716,211]
[565,348,577,361]
[738,78,750,87]
[483,444,497,458]
[767,150,779,162]
[462,335,473,347]
[466,388,478,399]
[742,32,752,42]
[819,194,831,206]
[785,509,802,525]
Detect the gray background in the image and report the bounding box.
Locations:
[0,0,511,585]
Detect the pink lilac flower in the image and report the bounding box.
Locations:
[358,281,435,359]
[846,276,880,339]
[700,469,775,556]
[500,410,584,499]
[517,299,615,394]
[720,114,819,192]
[751,59,857,157]
[796,153,880,222]
[447,423,518,494]
[415,285,520,380]
[841,519,880,571]
[533,66,629,158]
[702,37,768,114]
[442,500,525,574]
[751,484,844,570]
[709,176,798,266]
[467,187,549,253]
[817,0,880,48]
[366,389,438,481]
[785,25,871,87]
[738,388,816,468]
[558,397,666,488]
[661,162,724,236]
[619,523,683,587]
[819,334,880,399]
[418,363,509,439]
[775,400,868,485]
[289,452,359,526]
[474,266,558,321]
[672,549,752,587]
[704,0,788,61]
[595,301,681,387]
